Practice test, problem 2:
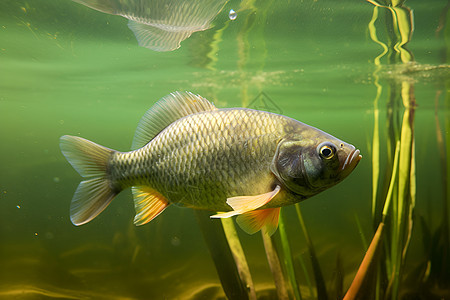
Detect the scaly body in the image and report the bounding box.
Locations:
[110,108,301,211]
[60,92,361,235]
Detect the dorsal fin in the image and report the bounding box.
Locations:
[131,91,217,150]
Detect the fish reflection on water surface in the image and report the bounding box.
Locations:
[60,92,361,235]
[71,0,228,51]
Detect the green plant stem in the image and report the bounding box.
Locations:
[296,253,315,298]
[391,82,415,299]
[295,204,328,300]
[354,214,368,251]
[278,211,302,300]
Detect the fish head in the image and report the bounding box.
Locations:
[270,134,361,197]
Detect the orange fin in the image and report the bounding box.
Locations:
[132,186,169,225]
[227,185,281,212]
[236,207,281,236]
[210,185,281,219]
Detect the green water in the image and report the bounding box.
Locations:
[1,0,449,299]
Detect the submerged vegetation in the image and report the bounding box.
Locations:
[195,0,450,299]
[1,0,449,299]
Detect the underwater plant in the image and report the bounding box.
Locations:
[195,1,449,299]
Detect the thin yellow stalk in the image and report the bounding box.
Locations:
[371,90,381,221]
[391,80,415,300]
[222,218,257,300]
[382,141,401,223]
[394,6,414,62]
[365,0,385,8]
[365,1,415,300]
[195,210,255,299]
[390,7,413,63]
[368,4,389,225]
[204,21,230,71]
[379,138,400,295]
[261,232,290,300]
[391,0,406,7]
[368,6,389,66]
[397,82,414,231]
[402,140,415,261]
[367,6,390,299]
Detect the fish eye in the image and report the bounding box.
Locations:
[318,143,336,160]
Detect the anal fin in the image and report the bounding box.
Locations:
[236,207,281,236]
[132,186,169,225]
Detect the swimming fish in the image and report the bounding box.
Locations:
[72,0,228,51]
[60,92,361,235]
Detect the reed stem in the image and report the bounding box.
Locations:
[261,231,290,300]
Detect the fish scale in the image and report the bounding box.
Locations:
[109,108,283,211]
[60,91,361,234]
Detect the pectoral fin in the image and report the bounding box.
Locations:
[236,207,281,236]
[227,185,281,212]
[210,185,281,219]
[132,186,169,225]
[209,210,241,219]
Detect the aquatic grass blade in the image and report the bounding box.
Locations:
[354,213,368,251]
[195,210,254,300]
[295,204,328,300]
[221,217,257,300]
[401,140,415,261]
[296,251,315,298]
[261,230,290,300]
[382,141,400,223]
[365,2,417,299]
[278,210,302,300]
[368,6,389,66]
[331,254,344,300]
[389,81,415,299]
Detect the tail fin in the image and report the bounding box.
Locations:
[60,135,118,226]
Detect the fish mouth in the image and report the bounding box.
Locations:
[341,149,362,173]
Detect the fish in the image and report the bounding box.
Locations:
[71,0,228,51]
[60,91,361,235]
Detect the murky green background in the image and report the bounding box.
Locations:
[0,0,448,299]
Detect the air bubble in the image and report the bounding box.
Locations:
[229,9,237,20]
